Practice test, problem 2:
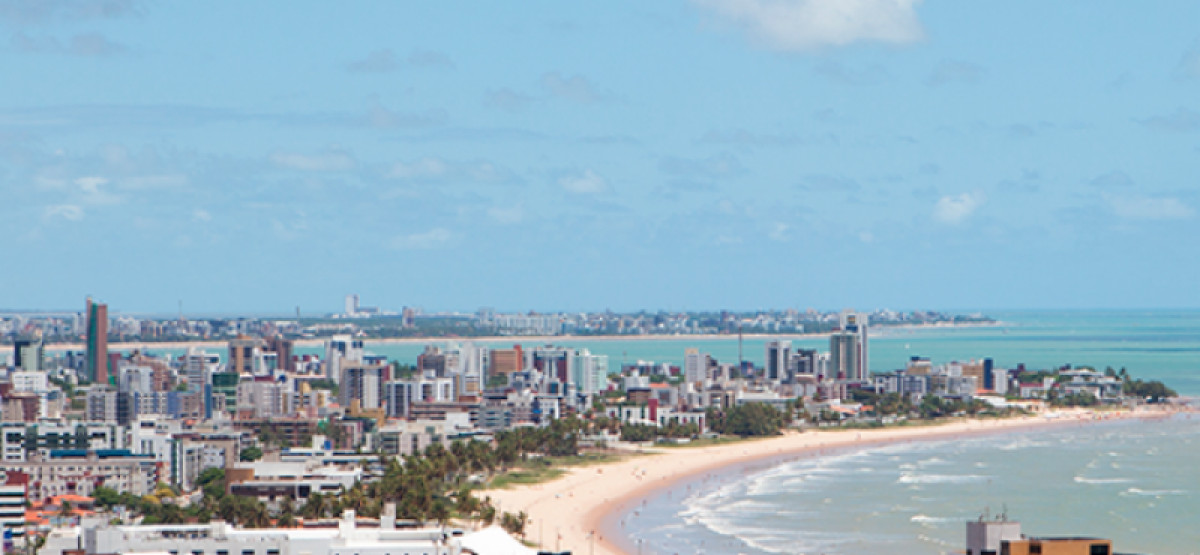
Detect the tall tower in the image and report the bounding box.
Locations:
[764,340,791,382]
[86,297,109,384]
[839,310,870,381]
[829,331,858,381]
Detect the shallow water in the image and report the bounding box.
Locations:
[622,415,1200,555]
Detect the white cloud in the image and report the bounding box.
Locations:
[192,209,211,222]
[44,204,83,221]
[346,49,399,73]
[270,150,356,172]
[858,230,875,243]
[542,72,611,103]
[11,31,126,56]
[391,228,453,250]
[73,176,122,205]
[933,191,983,225]
[484,88,536,112]
[1106,194,1194,221]
[386,157,519,185]
[559,169,610,194]
[488,205,524,225]
[74,175,108,194]
[927,59,984,86]
[388,158,448,180]
[694,0,924,51]
[1140,107,1200,133]
[768,222,790,241]
[1175,41,1200,80]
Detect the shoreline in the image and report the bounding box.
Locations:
[37,320,1002,353]
[482,407,1178,555]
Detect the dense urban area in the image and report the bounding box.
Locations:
[0,298,1174,555]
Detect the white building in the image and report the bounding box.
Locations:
[571,349,609,395]
[325,335,364,384]
[683,348,706,386]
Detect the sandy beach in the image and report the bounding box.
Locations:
[483,407,1174,555]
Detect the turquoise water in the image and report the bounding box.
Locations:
[123,310,1200,395]
[622,415,1200,555]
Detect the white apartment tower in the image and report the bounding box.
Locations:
[683,348,706,385]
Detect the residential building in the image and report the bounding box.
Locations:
[764,340,790,382]
[325,335,364,384]
[830,331,859,381]
[0,450,158,502]
[489,346,523,377]
[85,297,108,384]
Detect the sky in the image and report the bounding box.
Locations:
[2,0,1199,314]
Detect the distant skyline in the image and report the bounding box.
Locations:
[3,1,1199,313]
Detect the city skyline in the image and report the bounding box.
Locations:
[3,1,1199,313]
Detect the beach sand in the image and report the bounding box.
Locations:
[482,407,1172,555]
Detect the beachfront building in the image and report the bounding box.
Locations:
[965,518,1116,555]
[43,510,516,555]
[1059,369,1123,400]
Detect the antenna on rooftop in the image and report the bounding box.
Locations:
[1001,503,1008,522]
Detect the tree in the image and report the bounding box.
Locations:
[723,403,784,437]
[620,424,656,442]
[240,446,263,462]
[500,511,527,537]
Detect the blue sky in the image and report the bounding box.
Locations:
[2,0,1199,314]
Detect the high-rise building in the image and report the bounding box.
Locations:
[345,294,359,316]
[489,346,524,377]
[530,346,572,383]
[683,348,706,385]
[340,363,384,410]
[13,336,43,372]
[182,347,219,393]
[839,310,870,381]
[227,336,266,375]
[829,332,859,381]
[265,336,295,373]
[790,348,818,381]
[86,297,109,384]
[764,340,791,382]
[325,335,364,383]
[571,349,610,395]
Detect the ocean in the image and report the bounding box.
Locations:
[606,310,1200,555]
[619,415,1199,555]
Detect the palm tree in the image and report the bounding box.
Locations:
[277,497,296,527]
[301,492,324,520]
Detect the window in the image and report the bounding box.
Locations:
[1090,545,1110,555]
[242,550,255,555]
